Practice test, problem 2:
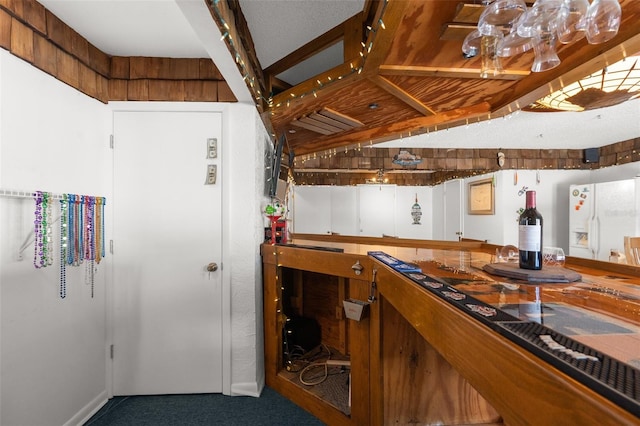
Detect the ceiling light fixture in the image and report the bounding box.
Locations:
[531,55,640,111]
[463,0,623,76]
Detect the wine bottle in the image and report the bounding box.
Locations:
[519,190,543,270]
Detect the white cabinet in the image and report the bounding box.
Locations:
[293,186,332,234]
[292,185,433,239]
[331,186,358,235]
[358,185,397,237]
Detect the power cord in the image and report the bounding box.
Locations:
[298,345,350,386]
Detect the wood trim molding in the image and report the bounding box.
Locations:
[0,0,235,104]
[291,137,640,186]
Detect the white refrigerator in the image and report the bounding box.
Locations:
[569,178,640,261]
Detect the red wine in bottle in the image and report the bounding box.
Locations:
[519,190,543,270]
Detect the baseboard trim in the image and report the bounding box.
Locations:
[64,390,108,426]
[230,381,264,397]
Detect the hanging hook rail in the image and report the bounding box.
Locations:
[0,189,66,200]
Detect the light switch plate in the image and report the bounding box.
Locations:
[207,138,217,159]
[205,164,217,185]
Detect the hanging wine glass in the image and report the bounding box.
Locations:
[480,33,505,78]
[462,29,483,58]
[585,0,622,44]
[477,0,528,36]
[517,0,563,39]
[498,31,534,57]
[557,0,589,44]
[531,33,561,72]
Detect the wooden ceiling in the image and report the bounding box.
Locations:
[216,0,640,165]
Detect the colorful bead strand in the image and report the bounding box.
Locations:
[67,194,75,265]
[59,195,68,298]
[42,192,53,267]
[33,191,44,268]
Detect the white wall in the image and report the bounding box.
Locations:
[289,168,612,253]
[0,49,267,424]
[0,50,111,426]
[227,103,269,396]
[465,169,589,250]
[395,186,432,240]
[292,184,434,239]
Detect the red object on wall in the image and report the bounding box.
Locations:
[267,216,286,245]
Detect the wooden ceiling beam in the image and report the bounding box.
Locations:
[269,59,361,110]
[292,102,492,156]
[369,75,436,116]
[309,110,358,131]
[379,64,530,80]
[291,118,336,135]
[207,0,267,110]
[360,0,410,76]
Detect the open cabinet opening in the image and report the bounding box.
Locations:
[278,267,352,416]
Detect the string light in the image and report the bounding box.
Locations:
[228,0,390,111]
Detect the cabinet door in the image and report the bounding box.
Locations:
[444,179,463,241]
[331,186,358,235]
[358,185,396,237]
[293,186,331,234]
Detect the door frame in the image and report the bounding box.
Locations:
[107,102,232,396]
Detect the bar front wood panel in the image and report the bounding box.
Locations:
[374,264,639,425]
[262,245,375,425]
[262,244,372,282]
[381,296,502,425]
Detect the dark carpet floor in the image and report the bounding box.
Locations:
[84,387,325,426]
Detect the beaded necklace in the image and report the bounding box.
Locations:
[67,194,75,265]
[59,195,68,298]
[95,197,103,264]
[76,196,83,265]
[84,196,95,261]
[33,191,44,268]
[83,196,96,296]
[43,192,53,266]
[31,191,107,299]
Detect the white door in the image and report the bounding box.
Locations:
[358,184,396,237]
[293,186,331,234]
[444,179,463,241]
[112,111,223,395]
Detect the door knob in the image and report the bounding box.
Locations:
[206,262,218,272]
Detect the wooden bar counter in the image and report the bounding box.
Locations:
[261,236,640,425]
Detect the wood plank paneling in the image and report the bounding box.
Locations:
[22,0,45,34]
[148,79,185,101]
[78,61,98,100]
[199,58,223,80]
[2,0,23,20]
[382,297,501,425]
[110,57,130,79]
[109,79,128,101]
[33,32,56,75]
[69,28,89,65]
[127,79,149,101]
[0,9,12,50]
[10,17,33,62]
[217,81,237,102]
[45,11,71,52]
[56,49,78,88]
[3,0,234,105]
[95,71,109,103]
[87,42,110,77]
[185,80,218,102]
[375,264,639,425]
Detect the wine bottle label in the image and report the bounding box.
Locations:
[519,224,541,251]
